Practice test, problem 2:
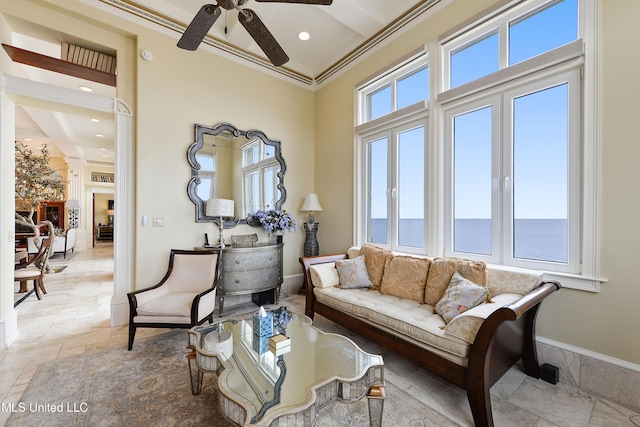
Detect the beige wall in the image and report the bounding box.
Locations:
[538,0,640,363]
[132,27,314,278]
[2,0,639,366]
[315,0,640,365]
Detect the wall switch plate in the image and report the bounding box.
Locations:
[152,217,164,227]
[142,216,148,227]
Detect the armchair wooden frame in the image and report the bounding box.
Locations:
[127,249,223,350]
[14,238,52,304]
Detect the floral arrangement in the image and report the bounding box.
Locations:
[271,306,295,333]
[252,209,296,233]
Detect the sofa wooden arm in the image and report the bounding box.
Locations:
[299,253,348,318]
[466,280,561,427]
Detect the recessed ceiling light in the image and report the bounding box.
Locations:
[100,148,107,151]
[96,133,104,138]
[102,154,108,158]
[298,31,310,41]
[23,138,32,141]
[91,118,100,123]
[79,85,93,92]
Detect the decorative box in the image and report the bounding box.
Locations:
[252,312,273,337]
[269,343,291,356]
[268,334,290,349]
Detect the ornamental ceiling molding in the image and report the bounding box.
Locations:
[98,0,442,88]
[315,0,442,85]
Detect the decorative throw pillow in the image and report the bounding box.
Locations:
[435,271,490,324]
[361,244,393,290]
[380,255,431,303]
[335,256,373,289]
[424,257,487,306]
[309,262,339,288]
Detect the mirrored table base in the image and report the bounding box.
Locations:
[186,329,385,426]
[211,364,385,427]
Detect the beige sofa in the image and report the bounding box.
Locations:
[28,228,76,259]
[300,244,560,427]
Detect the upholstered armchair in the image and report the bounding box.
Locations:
[27,228,76,258]
[127,249,222,350]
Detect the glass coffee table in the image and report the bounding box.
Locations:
[187,307,385,426]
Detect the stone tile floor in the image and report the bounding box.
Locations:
[2,243,639,426]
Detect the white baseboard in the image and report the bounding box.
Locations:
[537,335,640,373]
[536,335,640,411]
[110,300,129,327]
[1,309,19,349]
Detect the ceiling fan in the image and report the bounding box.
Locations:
[177,0,333,67]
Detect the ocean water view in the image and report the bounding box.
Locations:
[370,218,568,263]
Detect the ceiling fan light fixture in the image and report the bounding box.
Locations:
[298,31,310,41]
[79,85,92,92]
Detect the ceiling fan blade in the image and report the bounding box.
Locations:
[177,4,221,51]
[254,0,332,4]
[238,9,289,66]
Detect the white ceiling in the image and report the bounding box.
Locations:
[6,0,426,164]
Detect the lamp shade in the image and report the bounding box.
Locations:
[66,199,80,209]
[206,198,234,217]
[300,194,323,212]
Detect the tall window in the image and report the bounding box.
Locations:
[356,0,594,284]
[445,70,580,272]
[242,140,280,216]
[441,0,581,273]
[363,123,427,251]
[357,53,429,253]
[195,151,215,201]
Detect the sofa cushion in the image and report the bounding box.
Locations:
[424,257,487,306]
[347,246,362,260]
[487,264,542,296]
[435,272,490,324]
[335,256,373,289]
[314,286,470,364]
[309,262,340,288]
[136,292,194,317]
[380,255,431,303]
[444,293,522,343]
[361,244,393,290]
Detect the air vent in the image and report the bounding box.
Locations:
[61,43,116,74]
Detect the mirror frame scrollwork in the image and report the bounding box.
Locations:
[187,122,287,227]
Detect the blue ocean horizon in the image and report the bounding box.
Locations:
[370,218,567,263]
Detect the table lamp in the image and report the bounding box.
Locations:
[300,194,323,224]
[106,209,115,225]
[206,198,235,247]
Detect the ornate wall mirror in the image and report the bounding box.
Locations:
[187,122,287,226]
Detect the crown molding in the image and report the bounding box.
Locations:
[97,0,443,89]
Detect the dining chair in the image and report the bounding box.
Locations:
[127,249,222,350]
[14,238,52,301]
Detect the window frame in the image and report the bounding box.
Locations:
[443,66,582,274]
[354,0,603,291]
[241,139,280,215]
[360,117,429,253]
